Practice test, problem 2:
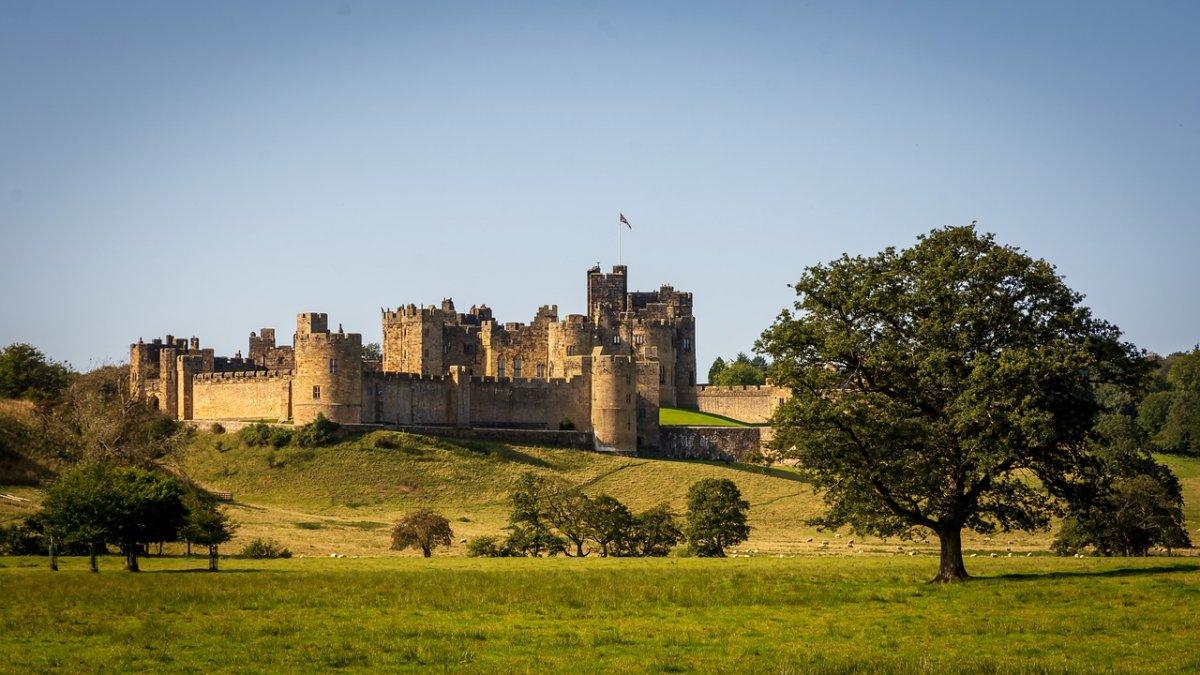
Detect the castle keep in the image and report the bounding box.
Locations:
[130,265,720,453]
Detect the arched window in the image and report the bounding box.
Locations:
[497,360,506,378]
[536,364,545,378]
[513,358,522,378]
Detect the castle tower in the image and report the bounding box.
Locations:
[381,305,445,375]
[590,346,637,453]
[587,264,628,322]
[293,313,363,424]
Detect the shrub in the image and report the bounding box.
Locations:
[466,535,504,558]
[0,519,46,555]
[238,423,272,447]
[210,422,225,434]
[294,414,339,447]
[239,537,292,559]
[268,427,293,448]
[558,417,576,431]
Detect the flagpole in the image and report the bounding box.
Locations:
[618,217,622,265]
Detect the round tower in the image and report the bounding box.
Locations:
[590,348,637,452]
[294,313,363,424]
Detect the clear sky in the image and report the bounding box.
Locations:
[1,1,1197,374]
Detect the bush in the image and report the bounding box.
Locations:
[294,414,339,447]
[466,535,505,557]
[268,427,293,448]
[238,423,272,447]
[0,519,46,555]
[558,417,576,431]
[239,537,292,559]
[210,422,225,434]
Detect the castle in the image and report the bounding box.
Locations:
[130,265,742,453]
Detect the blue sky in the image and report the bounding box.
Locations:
[1,1,1198,373]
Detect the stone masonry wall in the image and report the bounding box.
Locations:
[655,426,765,462]
[695,384,791,424]
[191,372,292,421]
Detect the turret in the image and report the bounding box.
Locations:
[590,346,637,452]
[294,313,363,424]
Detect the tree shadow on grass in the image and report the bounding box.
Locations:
[657,457,806,483]
[980,563,1199,583]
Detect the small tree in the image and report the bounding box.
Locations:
[180,491,237,571]
[0,343,71,403]
[707,357,728,384]
[685,478,750,557]
[505,473,563,556]
[545,488,592,556]
[391,509,453,557]
[108,467,187,571]
[584,494,634,557]
[362,342,383,361]
[629,504,682,557]
[40,463,120,572]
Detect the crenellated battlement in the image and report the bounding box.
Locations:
[194,369,292,383]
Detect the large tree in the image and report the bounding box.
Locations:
[759,226,1148,582]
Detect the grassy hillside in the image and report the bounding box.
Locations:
[2,555,1198,671]
[164,429,1200,557]
[659,407,750,427]
[5,420,1200,559]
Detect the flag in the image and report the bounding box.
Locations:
[619,213,632,229]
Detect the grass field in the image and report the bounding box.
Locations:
[4,429,1199,560]
[659,406,750,426]
[1,555,1198,671]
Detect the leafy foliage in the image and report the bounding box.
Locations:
[179,490,238,570]
[684,478,750,557]
[629,504,683,557]
[1136,348,1200,455]
[239,537,292,559]
[390,509,454,557]
[758,226,1149,581]
[707,352,768,386]
[40,463,188,571]
[465,535,507,557]
[294,414,339,447]
[583,494,634,557]
[47,366,184,466]
[0,343,71,403]
[362,342,383,362]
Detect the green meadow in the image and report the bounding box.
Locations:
[1,555,1198,672]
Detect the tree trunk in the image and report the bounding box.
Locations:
[422,545,431,558]
[125,546,140,572]
[209,545,218,571]
[574,541,585,557]
[187,541,192,556]
[933,527,969,583]
[89,543,99,573]
[48,535,58,572]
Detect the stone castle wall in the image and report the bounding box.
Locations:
[694,384,791,424]
[191,371,292,421]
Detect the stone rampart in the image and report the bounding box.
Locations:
[694,384,790,424]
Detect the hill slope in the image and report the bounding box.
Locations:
[171,430,1200,557]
